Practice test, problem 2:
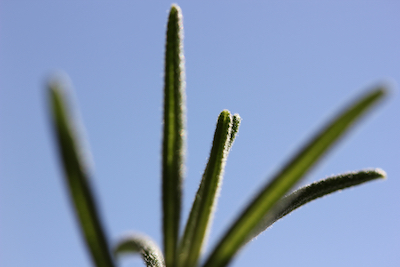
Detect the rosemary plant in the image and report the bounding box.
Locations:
[49,5,387,267]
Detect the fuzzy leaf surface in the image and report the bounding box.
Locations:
[179,111,240,267]
[227,114,241,151]
[246,169,386,242]
[162,5,186,267]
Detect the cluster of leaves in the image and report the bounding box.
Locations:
[49,5,387,267]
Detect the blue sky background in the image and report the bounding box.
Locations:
[1,1,399,267]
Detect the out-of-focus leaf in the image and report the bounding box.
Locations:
[49,79,115,267]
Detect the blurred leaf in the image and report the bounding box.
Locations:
[162,5,186,267]
[203,87,387,267]
[49,79,115,267]
[179,111,240,267]
[114,234,165,267]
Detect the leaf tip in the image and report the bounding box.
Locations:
[169,4,182,20]
[365,83,392,104]
[373,168,387,179]
[219,109,232,118]
[170,4,181,13]
[47,71,71,92]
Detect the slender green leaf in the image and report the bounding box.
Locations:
[178,111,240,267]
[49,79,115,267]
[203,87,387,267]
[162,5,186,267]
[114,234,165,267]
[246,169,386,243]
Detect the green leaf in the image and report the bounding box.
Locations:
[114,234,165,267]
[178,111,240,267]
[202,87,387,267]
[162,4,186,267]
[49,79,115,267]
[246,169,386,243]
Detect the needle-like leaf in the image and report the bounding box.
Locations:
[49,79,115,267]
[203,87,387,267]
[114,234,165,267]
[246,169,386,243]
[178,111,240,267]
[162,5,186,267]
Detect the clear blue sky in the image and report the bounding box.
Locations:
[1,1,399,267]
